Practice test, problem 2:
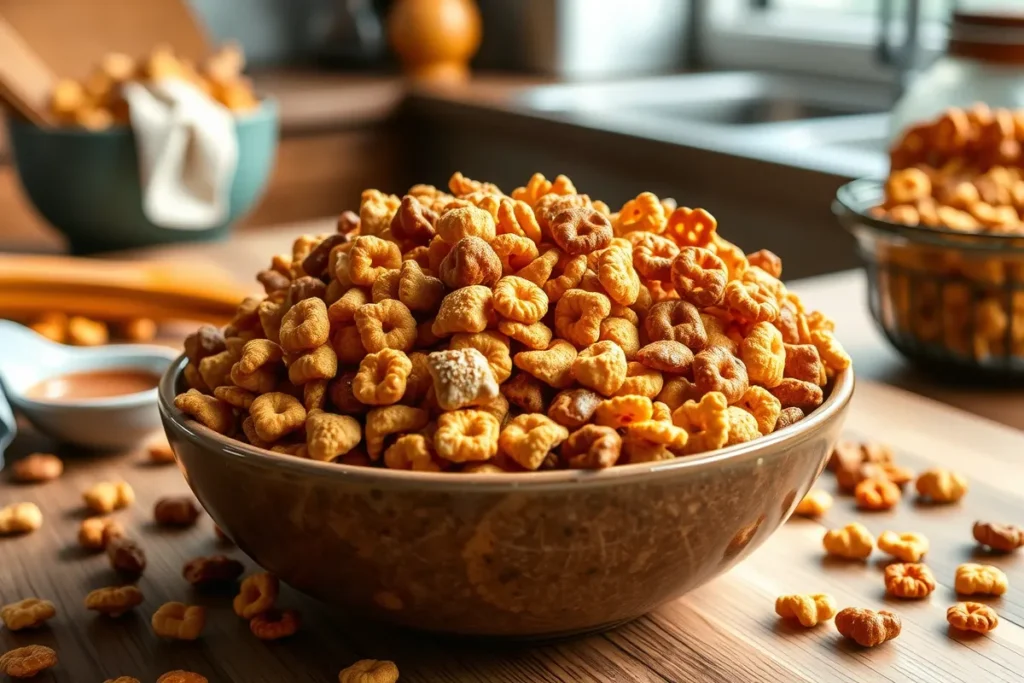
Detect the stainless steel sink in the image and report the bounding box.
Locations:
[515,71,894,178]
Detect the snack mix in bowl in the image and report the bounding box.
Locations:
[839,104,1024,375]
[174,172,850,471]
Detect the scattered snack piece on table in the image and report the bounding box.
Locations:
[837,461,914,493]
[85,586,144,617]
[854,478,901,511]
[973,521,1024,552]
[793,489,832,517]
[9,453,63,483]
[947,602,998,634]
[877,530,929,562]
[823,523,875,560]
[0,502,43,535]
[234,572,279,618]
[154,496,202,527]
[0,598,56,631]
[774,593,837,627]
[173,172,851,473]
[67,316,110,346]
[916,468,968,503]
[147,438,176,464]
[107,537,147,576]
[249,608,300,640]
[834,607,901,647]
[338,660,400,683]
[955,563,1008,596]
[828,440,892,473]
[151,602,206,640]
[79,517,125,550]
[157,671,209,683]
[83,480,135,514]
[0,645,58,679]
[105,677,141,683]
[183,555,244,587]
[884,563,937,599]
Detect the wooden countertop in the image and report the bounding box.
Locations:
[2,225,1023,682]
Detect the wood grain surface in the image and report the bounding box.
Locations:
[1,229,1023,682]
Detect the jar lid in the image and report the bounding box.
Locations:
[950,11,1024,63]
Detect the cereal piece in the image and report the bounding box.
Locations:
[154,496,202,527]
[9,453,63,483]
[600,317,641,359]
[595,395,654,428]
[665,206,717,247]
[822,523,875,559]
[491,233,539,273]
[365,406,429,460]
[234,572,279,618]
[493,276,548,324]
[499,413,570,470]
[398,260,444,312]
[108,537,146,576]
[747,249,782,278]
[440,197,499,236]
[884,563,936,599]
[328,287,370,324]
[725,406,760,445]
[249,392,306,442]
[625,420,689,451]
[514,340,577,388]
[616,192,667,234]
[79,517,125,550]
[500,373,547,412]
[515,247,561,286]
[547,388,602,428]
[794,490,832,517]
[886,167,932,204]
[499,320,553,350]
[735,386,781,436]
[656,377,700,411]
[774,593,836,627]
[183,555,244,586]
[693,346,748,403]
[402,352,433,405]
[739,322,785,388]
[85,585,144,617]
[432,286,495,337]
[916,468,968,503]
[612,362,664,399]
[774,406,805,430]
[338,660,400,683]
[596,243,641,306]
[384,434,442,472]
[0,645,57,678]
[83,481,134,514]
[250,608,301,640]
[157,671,208,683]
[307,410,360,459]
[349,235,402,285]
[103,677,141,683]
[629,231,678,281]
[562,425,622,469]
[644,300,706,350]
[174,389,236,435]
[67,315,109,345]
[389,195,437,248]
[476,394,510,425]
[303,379,329,411]
[855,478,901,511]
[973,521,1024,552]
[769,378,823,412]
[947,602,998,634]
[450,331,513,383]
[554,289,611,348]
[955,563,1008,596]
[185,325,227,366]
[572,341,627,396]
[434,410,500,463]
[671,391,729,454]
[439,236,502,289]
[810,329,851,373]
[353,349,413,405]
[877,531,929,562]
[370,269,400,303]
[838,461,915,493]
[288,275,328,307]
[152,602,206,640]
[783,343,826,385]
[230,339,283,393]
[543,253,588,302]
[835,608,901,647]
[670,247,727,307]
[426,348,500,410]
[0,599,55,631]
[356,299,418,352]
[723,281,779,323]
[551,206,613,255]
[279,298,331,353]
[302,234,350,278]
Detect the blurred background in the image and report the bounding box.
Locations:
[0,0,1020,279]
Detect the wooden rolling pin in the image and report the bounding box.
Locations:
[0,254,252,324]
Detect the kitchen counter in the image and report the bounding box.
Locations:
[1,223,1022,683]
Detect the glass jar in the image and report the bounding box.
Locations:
[891,11,1024,139]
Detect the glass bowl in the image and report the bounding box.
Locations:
[835,178,1024,380]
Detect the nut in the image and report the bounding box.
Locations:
[793,490,832,517]
[79,516,125,550]
[0,502,42,535]
[154,496,202,527]
[183,555,245,587]
[83,480,135,514]
[9,453,63,483]
[107,536,146,576]
[973,521,1024,552]
[834,607,901,647]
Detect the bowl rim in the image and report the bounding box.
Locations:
[834,178,1024,252]
[159,354,854,491]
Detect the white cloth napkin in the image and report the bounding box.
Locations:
[122,79,238,230]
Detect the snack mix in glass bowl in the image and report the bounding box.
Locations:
[838,104,1024,375]
[174,172,850,472]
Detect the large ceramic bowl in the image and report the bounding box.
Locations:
[159,356,853,638]
[6,100,278,254]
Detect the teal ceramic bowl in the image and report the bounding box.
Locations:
[6,99,279,254]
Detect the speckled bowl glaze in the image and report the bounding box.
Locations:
[159,356,853,638]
